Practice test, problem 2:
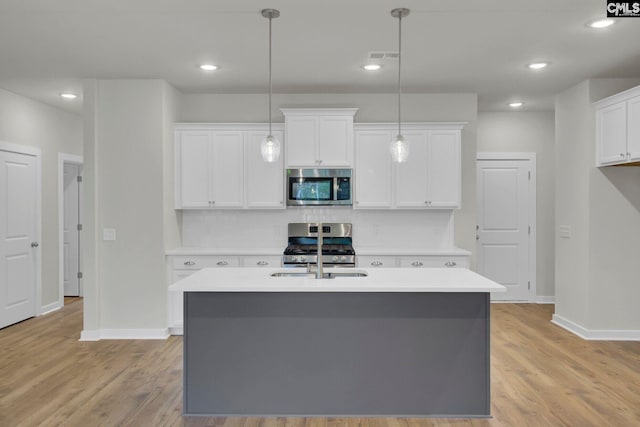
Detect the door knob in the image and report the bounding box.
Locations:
[31,242,39,248]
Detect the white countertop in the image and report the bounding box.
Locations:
[166,247,471,257]
[166,247,283,256]
[356,248,471,256]
[169,267,505,293]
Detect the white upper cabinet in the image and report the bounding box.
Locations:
[595,85,640,166]
[354,124,464,210]
[425,130,461,208]
[210,131,244,208]
[354,129,393,208]
[395,130,430,207]
[177,130,212,208]
[627,96,640,162]
[175,124,284,209]
[282,108,358,167]
[245,130,285,208]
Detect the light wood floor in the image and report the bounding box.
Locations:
[1,301,639,427]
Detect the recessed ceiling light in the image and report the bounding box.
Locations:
[528,62,549,70]
[362,64,382,71]
[587,18,615,29]
[199,64,219,71]
[60,93,78,99]
[509,101,524,108]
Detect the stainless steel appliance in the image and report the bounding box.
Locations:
[283,222,355,268]
[286,168,352,206]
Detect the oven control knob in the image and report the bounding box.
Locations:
[332,256,338,262]
[340,256,347,261]
[300,256,306,262]
[292,256,298,262]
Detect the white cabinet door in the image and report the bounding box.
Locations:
[211,132,244,208]
[318,116,353,166]
[286,116,317,166]
[354,130,393,208]
[627,96,640,162]
[395,130,429,207]
[597,102,628,166]
[245,131,285,208]
[426,130,461,208]
[177,131,211,208]
[169,270,193,331]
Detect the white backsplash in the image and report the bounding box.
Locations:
[182,209,455,250]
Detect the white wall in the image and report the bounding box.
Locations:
[0,87,82,309]
[178,93,478,258]
[82,79,176,335]
[555,78,640,334]
[477,111,555,298]
[182,209,455,251]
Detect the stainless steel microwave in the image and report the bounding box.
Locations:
[286,168,353,206]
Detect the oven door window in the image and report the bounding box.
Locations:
[289,178,334,202]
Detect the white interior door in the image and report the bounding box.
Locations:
[63,163,80,296]
[0,150,38,328]
[476,157,533,301]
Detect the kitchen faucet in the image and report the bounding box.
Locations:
[316,222,323,279]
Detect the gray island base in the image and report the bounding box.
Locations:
[184,291,490,417]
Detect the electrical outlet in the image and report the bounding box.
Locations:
[559,225,571,239]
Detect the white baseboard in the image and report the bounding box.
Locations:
[79,330,101,341]
[79,328,170,341]
[491,296,555,304]
[39,301,63,316]
[169,326,184,336]
[551,314,640,341]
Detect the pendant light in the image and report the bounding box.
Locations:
[261,8,281,163]
[389,8,410,163]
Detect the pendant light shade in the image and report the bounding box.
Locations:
[261,134,280,162]
[390,8,410,163]
[261,8,280,163]
[390,134,409,163]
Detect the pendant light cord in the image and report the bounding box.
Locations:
[397,12,402,137]
[268,14,273,137]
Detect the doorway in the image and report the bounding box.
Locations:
[58,154,83,299]
[476,153,536,301]
[0,144,41,329]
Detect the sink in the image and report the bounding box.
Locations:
[270,271,368,279]
[325,271,368,278]
[270,272,317,278]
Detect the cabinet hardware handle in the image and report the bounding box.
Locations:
[216,261,229,266]
[371,261,383,266]
[31,242,39,248]
[445,261,457,267]
[411,261,424,267]
[257,261,269,266]
[476,235,480,240]
[620,153,626,157]
[184,261,196,266]
[211,201,215,205]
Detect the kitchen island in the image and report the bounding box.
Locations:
[170,267,505,417]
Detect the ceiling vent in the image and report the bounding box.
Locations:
[369,52,399,60]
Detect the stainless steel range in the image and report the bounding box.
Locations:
[283,223,355,268]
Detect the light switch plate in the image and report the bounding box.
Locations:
[559,225,571,239]
[103,228,116,241]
